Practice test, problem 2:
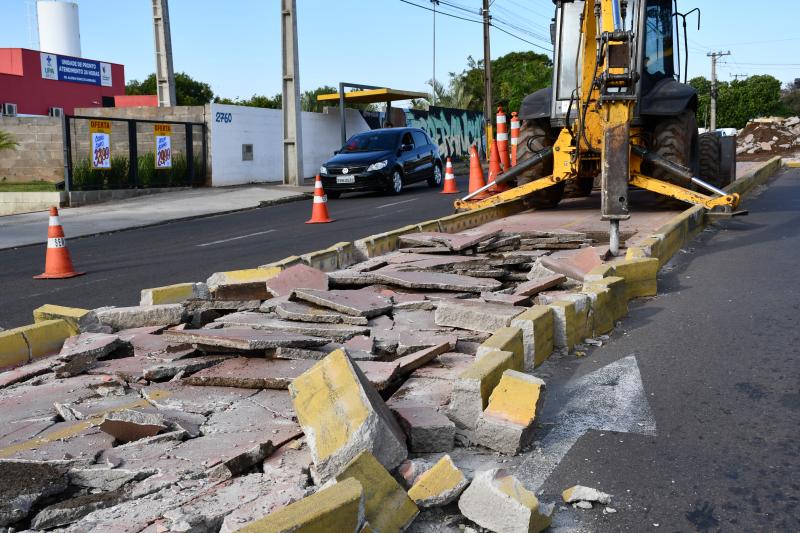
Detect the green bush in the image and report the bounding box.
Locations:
[71,151,203,190]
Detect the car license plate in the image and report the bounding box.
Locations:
[337,176,355,184]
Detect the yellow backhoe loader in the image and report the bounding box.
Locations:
[456,0,744,255]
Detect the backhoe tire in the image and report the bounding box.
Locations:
[648,110,699,207]
[698,132,723,189]
[565,177,594,197]
[516,119,565,209]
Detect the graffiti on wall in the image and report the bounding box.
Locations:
[404,106,485,159]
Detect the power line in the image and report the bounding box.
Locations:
[397,0,482,24]
[491,21,552,51]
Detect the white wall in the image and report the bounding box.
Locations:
[209,104,370,186]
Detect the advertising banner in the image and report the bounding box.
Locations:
[89,120,111,170]
[40,52,113,87]
[154,124,172,169]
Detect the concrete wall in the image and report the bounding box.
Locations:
[210,104,370,186]
[0,116,63,183]
[0,191,65,215]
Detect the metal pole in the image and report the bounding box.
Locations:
[281,0,304,186]
[152,0,176,107]
[339,82,346,145]
[707,50,730,131]
[432,0,439,106]
[482,0,493,155]
[609,220,620,256]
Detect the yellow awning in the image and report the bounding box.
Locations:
[317,88,428,104]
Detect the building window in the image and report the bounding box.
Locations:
[242,144,253,161]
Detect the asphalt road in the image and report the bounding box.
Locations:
[0,179,464,330]
[538,167,800,531]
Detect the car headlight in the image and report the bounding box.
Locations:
[367,160,388,172]
[320,165,328,175]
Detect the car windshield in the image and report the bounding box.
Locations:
[341,131,399,153]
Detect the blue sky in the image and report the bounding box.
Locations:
[4,0,799,101]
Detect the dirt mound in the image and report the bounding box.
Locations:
[737,116,800,160]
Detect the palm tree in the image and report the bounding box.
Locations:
[0,130,18,151]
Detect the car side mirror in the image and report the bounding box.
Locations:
[401,144,413,152]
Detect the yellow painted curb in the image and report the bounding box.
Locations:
[0,319,73,371]
[237,477,364,533]
[510,306,554,370]
[32,304,89,335]
[140,283,206,306]
[476,326,524,371]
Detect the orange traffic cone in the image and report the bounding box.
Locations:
[440,157,460,194]
[305,176,334,224]
[496,105,511,171]
[487,139,509,193]
[467,145,491,200]
[34,206,84,279]
[510,111,520,167]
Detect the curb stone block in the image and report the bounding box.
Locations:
[288,349,407,480]
[448,350,515,430]
[458,468,552,533]
[32,304,103,335]
[408,454,469,508]
[391,405,455,453]
[476,326,524,371]
[581,286,614,336]
[334,450,418,532]
[475,370,546,455]
[0,319,73,371]
[206,267,282,291]
[510,306,554,370]
[258,255,303,270]
[583,276,627,322]
[236,477,365,533]
[140,283,208,306]
[547,295,591,352]
[610,258,659,299]
[96,305,185,331]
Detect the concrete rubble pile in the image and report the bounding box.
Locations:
[0,225,632,533]
[736,116,800,157]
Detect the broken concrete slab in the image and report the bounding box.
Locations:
[526,259,559,281]
[373,270,502,293]
[562,485,613,505]
[408,455,468,508]
[266,264,329,297]
[392,405,455,453]
[475,370,546,455]
[401,230,503,251]
[129,332,195,359]
[214,312,369,342]
[31,490,122,530]
[394,342,452,376]
[373,328,459,359]
[292,288,392,318]
[142,355,229,382]
[327,269,381,287]
[218,476,307,533]
[142,383,259,416]
[411,352,475,381]
[435,299,525,333]
[99,409,167,443]
[0,353,61,388]
[0,459,71,526]
[458,468,552,533]
[513,274,567,297]
[96,305,184,331]
[69,465,155,491]
[185,357,315,390]
[212,281,270,301]
[162,328,329,352]
[334,450,418,532]
[481,292,531,306]
[387,377,453,412]
[274,299,369,325]
[540,246,604,281]
[53,333,123,378]
[288,349,407,480]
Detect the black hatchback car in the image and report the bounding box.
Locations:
[319,128,443,197]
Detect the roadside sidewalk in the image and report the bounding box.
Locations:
[0,184,311,250]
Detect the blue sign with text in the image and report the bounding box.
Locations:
[40,52,113,87]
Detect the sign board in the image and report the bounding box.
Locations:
[154,124,172,169]
[89,120,111,170]
[40,52,113,87]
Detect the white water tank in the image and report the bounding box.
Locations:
[37,0,81,57]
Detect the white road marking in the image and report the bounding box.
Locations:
[197,229,276,247]
[376,198,418,209]
[517,355,656,491]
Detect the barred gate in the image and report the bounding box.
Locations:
[64,115,207,191]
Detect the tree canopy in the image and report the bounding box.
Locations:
[690,74,789,129]
[125,72,214,106]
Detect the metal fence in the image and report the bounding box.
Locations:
[64,115,207,191]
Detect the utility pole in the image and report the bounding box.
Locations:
[707,50,730,131]
[281,0,304,186]
[482,0,493,154]
[152,0,176,107]
[431,0,439,106]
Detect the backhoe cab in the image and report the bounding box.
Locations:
[455,0,740,255]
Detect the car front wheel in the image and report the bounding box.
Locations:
[326,191,341,199]
[386,169,403,195]
[427,164,443,188]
